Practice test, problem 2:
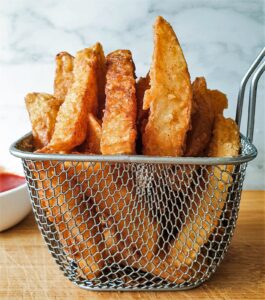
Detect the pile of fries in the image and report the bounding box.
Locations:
[25,16,240,283]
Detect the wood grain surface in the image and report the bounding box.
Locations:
[0,191,264,300]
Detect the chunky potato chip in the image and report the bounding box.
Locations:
[54,52,74,101]
[25,93,63,149]
[100,50,137,155]
[142,16,192,156]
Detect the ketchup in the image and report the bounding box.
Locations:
[0,173,25,193]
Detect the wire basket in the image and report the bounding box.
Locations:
[10,48,264,291]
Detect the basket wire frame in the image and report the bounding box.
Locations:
[10,48,264,291]
[17,136,252,291]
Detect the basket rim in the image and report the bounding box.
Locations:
[10,132,257,165]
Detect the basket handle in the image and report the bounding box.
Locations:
[236,48,265,142]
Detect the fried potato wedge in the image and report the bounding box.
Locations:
[169,115,240,267]
[185,77,228,156]
[208,89,228,116]
[71,162,161,268]
[136,74,150,153]
[25,93,63,149]
[48,44,101,152]
[54,52,74,100]
[100,50,137,154]
[94,44,106,119]
[81,113,102,154]
[31,161,106,280]
[142,16,192,156]
[185,77,214,157]
[136,74,150,131]
[142,115,240,283]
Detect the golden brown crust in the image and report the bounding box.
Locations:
[142,16,192,156]
[143,115,240,283]
[54,52,74,100]
[100,50,137,154]
[136,74,150,130]
[185,77,214,157]
[81,113,102,154]
[94,44,106,119]
[25,93,63,149]
[48,45,100,152]
[136,74,150,153]
[208,89,228,117]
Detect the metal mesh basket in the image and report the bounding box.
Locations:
[10,49,264,291]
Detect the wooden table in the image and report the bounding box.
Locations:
[0,191,264,299]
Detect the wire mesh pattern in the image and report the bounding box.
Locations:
[12,135,257,290]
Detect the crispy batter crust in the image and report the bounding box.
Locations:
[25,93,63,149]
[54,51,74,100]
[100,50,137,154]
[142,16,192,156]
[48,45,100,151]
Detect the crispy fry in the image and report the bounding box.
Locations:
[136,74,150,131]
[31,161,106,280]
[142,16,192,156]
[185,77,214,157]
[136,74,150,153]
[81,113,102,154]
[100,50,137,154]
[94,44,106,119]
[208,89,228,116]
[25,93,63,149]
[48,45,100,152]
[54,52,74,100]
[142,115,240,283]
[72,163,161,268]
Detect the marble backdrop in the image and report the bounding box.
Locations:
[0,0,264,188]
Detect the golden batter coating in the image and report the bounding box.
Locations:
[25,93,63,149]
[142,16,192,156]
[100,50,137,155]
[185,77,214,157]
[54,51,74,101]
[48,44,100,151]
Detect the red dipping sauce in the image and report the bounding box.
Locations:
[0,173,25,193]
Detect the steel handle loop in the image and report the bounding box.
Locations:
[236,47,265,136]
[247,61,265,142]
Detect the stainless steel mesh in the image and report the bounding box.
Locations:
[11,134,257,291]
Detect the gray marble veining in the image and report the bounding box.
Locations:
[0,0,264,188]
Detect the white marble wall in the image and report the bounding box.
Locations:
[0,0,264,188]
